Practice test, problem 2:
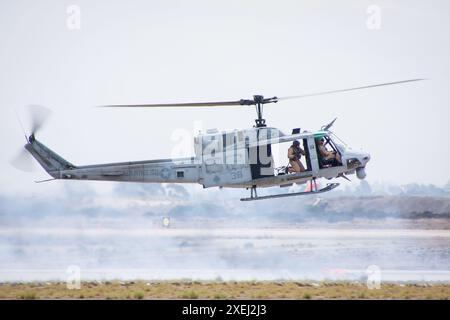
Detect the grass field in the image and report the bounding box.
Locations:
[0,281,449,300]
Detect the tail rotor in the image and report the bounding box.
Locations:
[10,105,52,171]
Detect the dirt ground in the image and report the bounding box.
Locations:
[0,281,449,300]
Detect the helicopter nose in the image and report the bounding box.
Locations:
[356,153,370,180]
[363,154,371,163]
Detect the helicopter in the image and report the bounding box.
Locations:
[16,79,424,201]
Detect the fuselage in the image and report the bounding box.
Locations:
[26,126,370,190]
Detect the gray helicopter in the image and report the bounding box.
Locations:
[16,79,423,201]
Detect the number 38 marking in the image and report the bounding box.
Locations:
[231,170,243,180]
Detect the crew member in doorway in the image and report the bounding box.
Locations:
[287,140,306,172]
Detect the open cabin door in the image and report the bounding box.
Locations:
[248,144,274,179]
[248,128,275,179]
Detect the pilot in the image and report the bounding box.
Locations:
[287,140,306,172]
[317,137,341,166]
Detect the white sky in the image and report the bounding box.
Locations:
[1,0,449,196]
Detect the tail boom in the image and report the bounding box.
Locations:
[25,136,200,184]
[25,135,75,178]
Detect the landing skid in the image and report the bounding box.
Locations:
[240,183,340,201]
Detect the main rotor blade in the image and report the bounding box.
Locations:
[98,100,251,108]
[97,78,426,109]
[277,78,426,101]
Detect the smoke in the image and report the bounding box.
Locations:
[0,180,449,282]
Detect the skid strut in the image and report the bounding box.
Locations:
[309,178,318,192]
[250,185,258,199]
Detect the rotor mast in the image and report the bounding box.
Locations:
[241,95,278,128]
[254,95,266,127]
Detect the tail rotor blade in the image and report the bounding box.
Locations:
[26,104,51,135]
[10,148,35,172]
[11,105,52,172]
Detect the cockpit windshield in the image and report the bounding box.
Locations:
[328,132,347,152]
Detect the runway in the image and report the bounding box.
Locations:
[1,226,449,282]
